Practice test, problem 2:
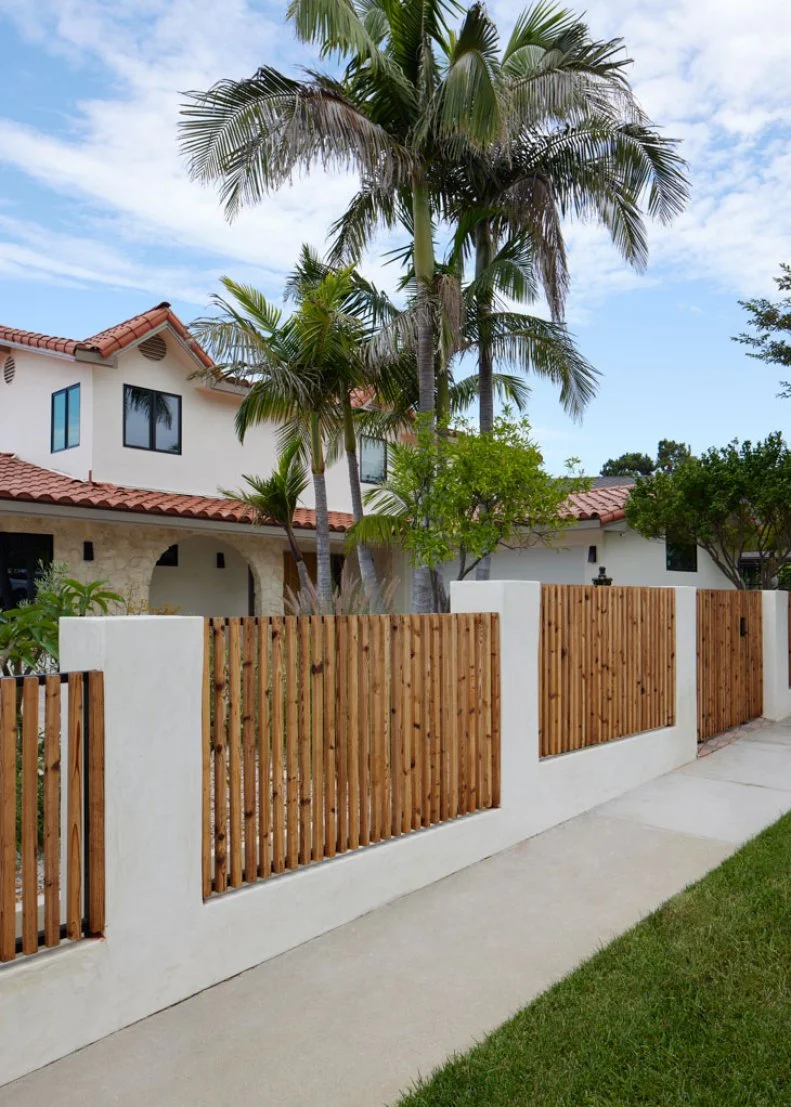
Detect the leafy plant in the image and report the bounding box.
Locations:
[0,563,122,676]
[350,412,588,600]
[283,562,398,616]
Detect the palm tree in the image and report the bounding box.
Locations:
[192,256,399,609]
[221,441,314,599]
[180,0,508,422]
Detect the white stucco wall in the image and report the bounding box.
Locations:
[601,526,733,589]
[0,348,94,480]
[88,335,356,513]
[149,536,252,616]
[0,580,706,1086]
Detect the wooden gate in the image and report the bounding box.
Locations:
[697,590,763,741]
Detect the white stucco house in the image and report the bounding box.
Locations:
[0,301,732,616]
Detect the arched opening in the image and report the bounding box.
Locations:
[149,535,255,617]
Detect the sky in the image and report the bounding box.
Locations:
[0,0,790,474]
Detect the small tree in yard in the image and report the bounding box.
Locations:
[626,432,791,589]
[351,414,588,609]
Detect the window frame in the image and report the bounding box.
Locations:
[665,539,698,573]
[51,383,81,453]
[123,384,183,455]
[359,435,388,485]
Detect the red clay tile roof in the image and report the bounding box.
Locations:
[0,453,352,533]
[0,303,213,369]
[563,483,631,524]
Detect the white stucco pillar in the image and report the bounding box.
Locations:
[673,586,699,754]
[450,580,541,832]
[761,590,791,720]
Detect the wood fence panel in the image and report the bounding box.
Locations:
[21,678,39,955]
[86,671,105,936]
[203,613,500,896]
[201,621,212,899]
[539,585,676,758]
[697,589,763,741]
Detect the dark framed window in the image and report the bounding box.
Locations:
[0,532,53,611]
[359,436,387,484]
[666,540,698,573]
[123,385,182,454]
[51,384,80,452]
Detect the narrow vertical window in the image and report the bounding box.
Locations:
[51,384,80,452]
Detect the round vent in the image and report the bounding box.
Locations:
[2,355,15,384]
[139,334,167,361]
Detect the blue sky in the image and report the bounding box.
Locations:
[0,0,789,474]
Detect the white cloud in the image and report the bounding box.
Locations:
[0,0,789,315]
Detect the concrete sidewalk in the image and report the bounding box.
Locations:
[4,723,791,1107]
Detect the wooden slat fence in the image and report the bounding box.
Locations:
[0,671,104,964]
[540,585,675,758]
[204,614,500,896]
[697,589,762,741]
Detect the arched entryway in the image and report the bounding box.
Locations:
[149,535,255,617]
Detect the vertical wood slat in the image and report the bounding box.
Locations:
[271,618,285,874]
[311,617,325,862]
[323,617,337,857]
[0,680,17,960]
[347,617,361,851]
[539,586,677,757]
[66,673,83,941]
[258,619,272,880]
[212,620,228,893]
[298,618,312,866]
[696,589,764,742]
[201,613,502,895]
[285,618,299,870]
[358,618,371,847]
[43,676,61,947]
[201,622,212,899]
[86,671,105,936]
[227,619,243,888]
[242,618,257,883]
[21,678,39,955]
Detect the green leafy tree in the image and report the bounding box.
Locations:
[735,263,791,395]
[222,441,314,599]
[600,452,656,478]
[625,433,791,589]
[656,438,691,473]
[351,413,588,606]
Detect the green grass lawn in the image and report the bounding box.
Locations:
[397,813,791,1107]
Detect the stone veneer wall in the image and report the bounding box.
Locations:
[0,512,285,615]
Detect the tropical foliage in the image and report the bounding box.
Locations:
[626,433,791,589]
[735,263,791,396]
[0,564,122,676]
[351,413,588,607]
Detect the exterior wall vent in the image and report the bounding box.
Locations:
[139,334,167,361]
[3,355,15,384]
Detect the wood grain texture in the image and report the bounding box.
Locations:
[697,589,762,741]
[43,676,62,947]
[66,673,83,941]
[539,586,677,758]
[86,672,105,936]
[21,678,39,955]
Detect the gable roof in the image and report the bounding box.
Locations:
[0,453,352,533]
[0,303,213,369]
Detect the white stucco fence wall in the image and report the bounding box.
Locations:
[1,584,700,1086]
[762,590,791,720]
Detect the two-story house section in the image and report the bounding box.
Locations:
[0,302,391,615]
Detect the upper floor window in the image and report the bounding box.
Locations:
[51,384,80,452]
[666,540,697,573]
[124,385,182,454]
[359,436,387,484]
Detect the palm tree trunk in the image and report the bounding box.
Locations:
[475,222,495,582]
[284,524,313,597]
[309,415,333,612]
[412,172,437,613]
[343,397,381,607]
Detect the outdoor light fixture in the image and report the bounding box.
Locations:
[593,566,612,587]
[83,541,94,562]
[216,552,226,569]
